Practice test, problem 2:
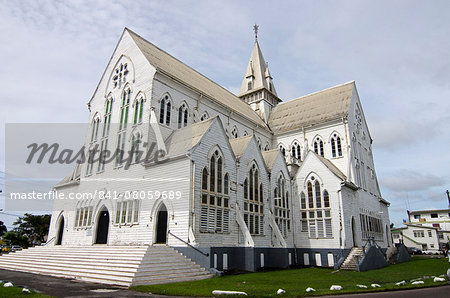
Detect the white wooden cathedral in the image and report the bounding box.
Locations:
[12,27,391,283]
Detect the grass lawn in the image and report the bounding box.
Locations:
[132,256,449,297]
[0,282,50,297]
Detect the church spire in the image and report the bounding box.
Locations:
[238,25,281,123]
[238,27,277,97]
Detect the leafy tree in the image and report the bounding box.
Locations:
[0,221,7,236]
[13,213,51,245]
[3,231,29,248]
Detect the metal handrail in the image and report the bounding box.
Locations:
[167,230,209,257]
[44,236,56,246]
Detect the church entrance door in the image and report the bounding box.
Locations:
[155,204,168,244]
[95,209,110,244]
[56,216,64,245]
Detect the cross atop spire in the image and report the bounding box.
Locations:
[253,24,259,41]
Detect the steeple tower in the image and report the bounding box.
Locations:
[238,25,281,123]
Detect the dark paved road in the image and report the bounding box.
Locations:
[0,269,157,297]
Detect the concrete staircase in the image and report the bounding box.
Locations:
[0,245,212,287]
[339,247,363,271]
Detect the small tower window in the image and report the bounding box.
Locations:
[231,126,239,138]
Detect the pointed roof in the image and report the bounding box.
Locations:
[238,41,277,97]
[126,29,266,128]
[229,135,253,159]
[165,117,217,159]
[269,81,355,134]
[261,149,280,171]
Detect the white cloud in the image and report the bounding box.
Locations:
[381,170,445,192]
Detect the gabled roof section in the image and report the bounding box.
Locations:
[238,40,277,97]
[261,149,280,171]
[54,164,81,189]
[126,29,266,128]
[165,117,216,159]
[229,135,253,160]
[269,81,355,134]
[311,151,347,181]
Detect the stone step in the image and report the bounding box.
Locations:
[132,273,212,286]
[0,263,134,286]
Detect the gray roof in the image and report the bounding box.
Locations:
[127,29,267,128]
[165,117,216,159]
[313,151,347,181]
[269,81,355,134]
[229,135,252,159]
[54,164,81,188]
[261,149,280,171]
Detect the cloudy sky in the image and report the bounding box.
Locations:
[1,0,449,229]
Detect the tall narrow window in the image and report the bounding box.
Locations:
[119,88,131,130]
[291,141,301,160]
[90,118,100,143]
[178,103,189,128]
[200,150,229,233]
[243,164,264,235]
[313,137,324,157]
[331,133,342,158]
[159,94,171,126]
[274,174,290,237]
[102,98,113,138]
[134,97,144,125]
[279,144,286,156]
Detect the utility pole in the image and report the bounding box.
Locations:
[446,190,450,208]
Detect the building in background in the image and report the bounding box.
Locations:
[392,208,450,253]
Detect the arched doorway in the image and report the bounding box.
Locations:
[56,216,64,245]
[155,204,168,244]
[351,217,358,247]
[95,208,110,244]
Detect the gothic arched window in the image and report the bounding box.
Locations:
[279,144,286,157]
[112,62,129,89]
[313,137,324,157]
[291,141,301,160]
[331,133,343,158]
[200,150,230,233]
[159,94,171,126]
[243,164,264,235]
[301,176,332,238]
[274,173,290,237]
[178,103,189,128]
[133,96,144,125]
